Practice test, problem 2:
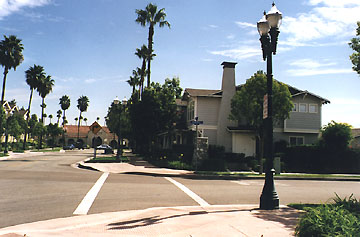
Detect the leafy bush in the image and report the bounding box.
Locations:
[295,204,360,236]
[199,158,226,171]
[167,161,193,170]
[333,193,360,218]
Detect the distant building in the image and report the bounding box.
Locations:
[59,121,119,148]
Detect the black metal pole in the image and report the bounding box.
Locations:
[259,32,279,210]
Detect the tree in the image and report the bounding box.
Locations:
[6,112,26,141]
[48,114,53,124]
[135,45,155,89]
[127,68,141,95]
[77,95,89,140]
[105,100,129,159]
[128,77,182,153]
[230,71,293,166]
[59,95,70,147]
[56,109,62,125]
[84,117,88,125]
[135,3,170,86]
[320,121,353,151]
[46,123,62,148]
[0,35,24,104]
[23,64,45,149]
[37,74,54,149]
[349,22,360,75]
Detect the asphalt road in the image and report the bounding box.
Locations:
[0,150,359,228]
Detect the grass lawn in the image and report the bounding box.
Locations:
[193,171,360,180]
[86,156,129,163]
[31,147,62,152]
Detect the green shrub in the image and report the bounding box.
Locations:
[295,205,360,236]
[333,193,360,218]
[167,161,193,170]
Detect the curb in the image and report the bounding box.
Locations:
[76,162,360,182]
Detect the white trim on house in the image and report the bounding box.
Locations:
[284,128,319,134]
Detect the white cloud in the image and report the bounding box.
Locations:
[235,21,257,28]
[281,0,360,46]
[0,0,51,19]
[287,58,354,76]
[210,46,261,60]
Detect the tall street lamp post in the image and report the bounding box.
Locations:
[257,2,282,210]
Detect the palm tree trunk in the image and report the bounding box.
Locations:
[1,67,9,104]
[77,111,82,140]
[2,67,9,154]
[39,97,45,149]
[147,24,154,87]
[62,110,66,147]
[141,58,146,90]
[23,89,34,150]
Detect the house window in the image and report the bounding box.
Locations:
[292,103,297,112]
[299,103,307,112]
[187,100,194,121]
[289,136,304,146]
[309,104,318,113]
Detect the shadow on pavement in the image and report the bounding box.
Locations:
[251,207,302,230]
[107,209,250,230]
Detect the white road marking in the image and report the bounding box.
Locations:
[164,177,210,207]
[231,180,251,186]
[73,172,109,215]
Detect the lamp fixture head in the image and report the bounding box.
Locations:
[257,11,270,36]
[266,2,282,28]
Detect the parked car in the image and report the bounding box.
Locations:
[96,144,114,154]
[63,144,75,150]
[75,141,85,150]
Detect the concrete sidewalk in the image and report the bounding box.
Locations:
[0,205,301,236]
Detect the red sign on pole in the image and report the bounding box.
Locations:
[263,94,268,119]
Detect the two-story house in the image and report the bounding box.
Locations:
[180,61,330,157]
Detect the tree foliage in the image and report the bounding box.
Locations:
[349,22,360,75]
[7,113,26,140]
[128,77,182,153]
[230,70,293,132]
[320,121,353,150]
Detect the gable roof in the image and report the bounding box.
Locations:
[183,88,222,99]
[64,125,90,138]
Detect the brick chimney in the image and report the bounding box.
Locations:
[216,62,237,152]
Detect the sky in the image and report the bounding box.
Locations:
[0,0,359,127]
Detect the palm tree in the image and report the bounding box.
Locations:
[84,117,88,126]
[37,75,54,149]
[56,109,62,125]
[135,3,170,85]
[59,95,70,147]
[48,114,53,124]
[76,95,89,140]
[127,68,141,94]
[0,35,24,104]
[135,45,148,88]
[23,65,45,149]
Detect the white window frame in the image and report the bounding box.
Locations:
[309,104,318,113]
[292,103,298,112]
[289,136,305,146]
[299,103,307,113]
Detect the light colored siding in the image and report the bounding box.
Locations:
[196,97,221,126]
[286,95,321,131]
[274,132,319,145]
[203,129,217,145]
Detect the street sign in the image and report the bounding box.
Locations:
[263,94,268,119]
[191,120,203,125]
